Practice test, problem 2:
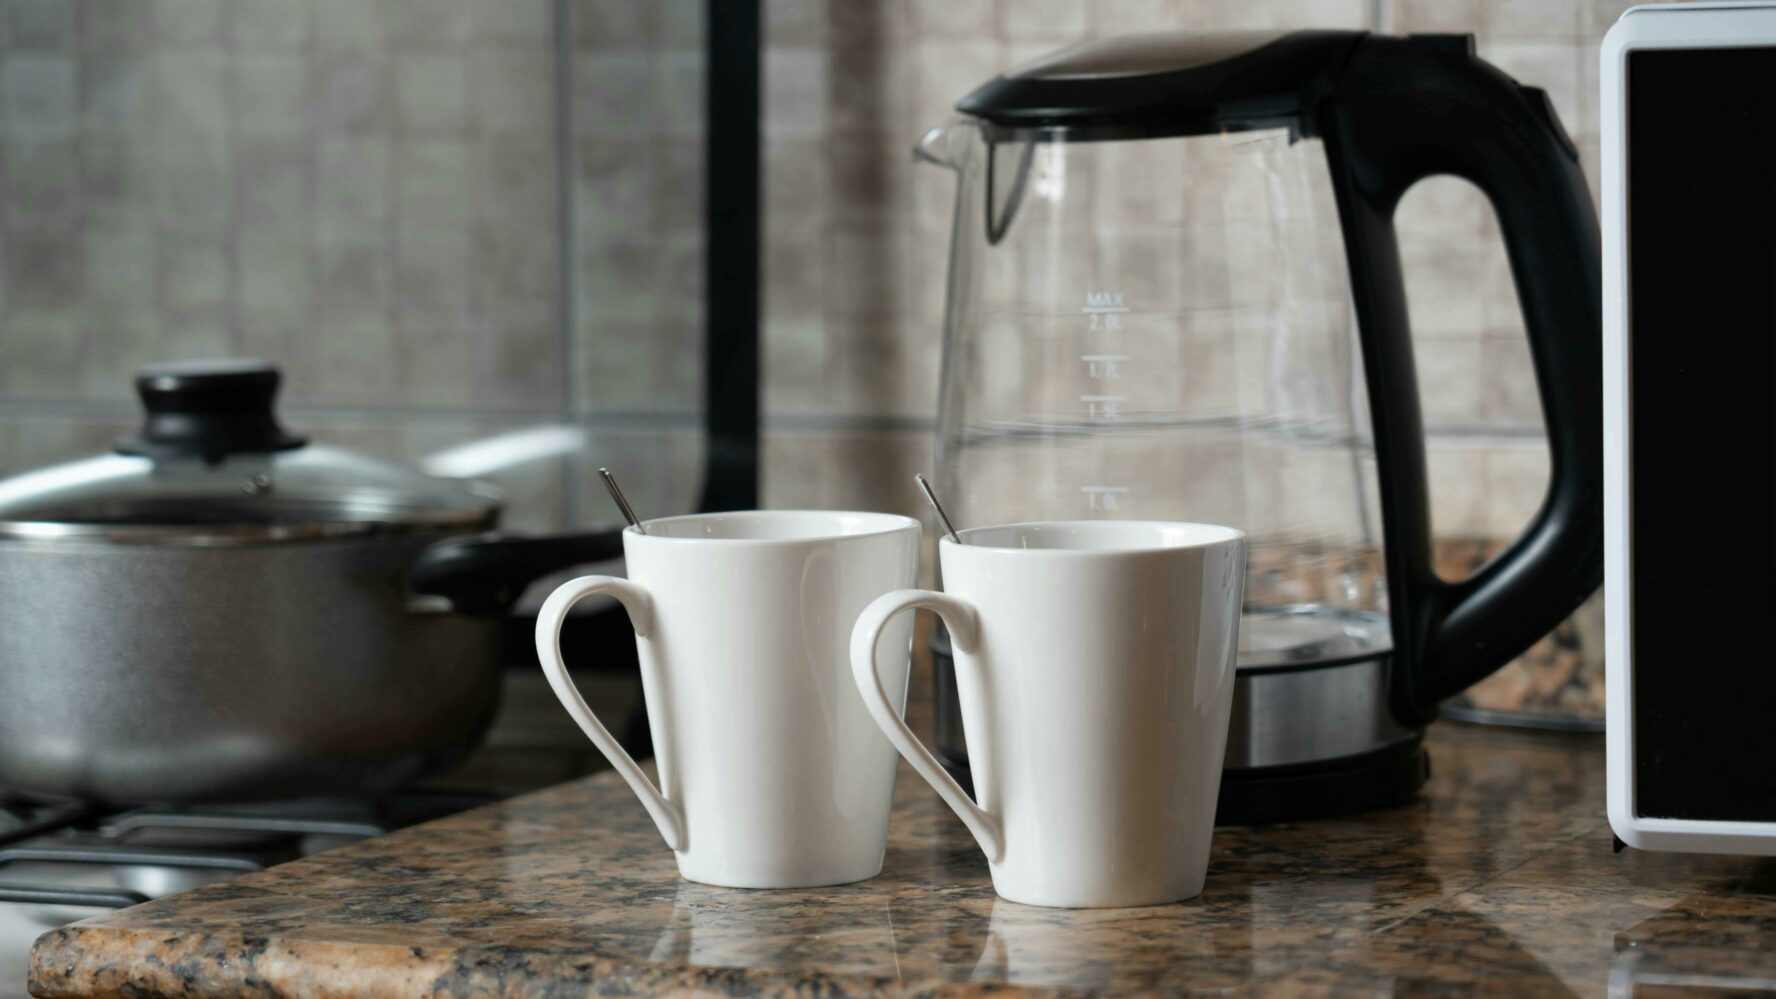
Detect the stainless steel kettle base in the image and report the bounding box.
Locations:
[933,738,1428,828]
[932,637,1430,824]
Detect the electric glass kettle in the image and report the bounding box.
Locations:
[920,31,1603,822]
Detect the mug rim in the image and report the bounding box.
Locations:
[943,519,1244,556]
[628,509,920,545]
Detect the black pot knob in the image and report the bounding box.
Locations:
[116,359,308,464]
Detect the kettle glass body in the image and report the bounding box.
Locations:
[923,119,1390,673]
[919,31,1604,822]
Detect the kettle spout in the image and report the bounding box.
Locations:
[914,118,973,171]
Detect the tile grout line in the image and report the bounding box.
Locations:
[553,0,581,526]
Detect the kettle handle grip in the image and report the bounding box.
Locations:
[1319,37,1604,726]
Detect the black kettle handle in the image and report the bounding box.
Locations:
[1318,35,1604,727]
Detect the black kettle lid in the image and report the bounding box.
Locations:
[956,30,1470,140]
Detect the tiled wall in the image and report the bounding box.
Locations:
[0,0,1641,534]
[0,0,706,534]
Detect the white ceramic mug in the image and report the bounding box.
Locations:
[537,510,920,889]
[851,520,1246,908]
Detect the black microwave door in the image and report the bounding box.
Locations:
[1628,46,1776,822]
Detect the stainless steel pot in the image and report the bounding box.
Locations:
[0,361,620,805]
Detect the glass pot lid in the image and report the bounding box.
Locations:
[0,361,500,543]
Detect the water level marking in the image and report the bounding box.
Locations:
[1083,291,1127,312]
[1081,394,1127,420]
[1081,353,1128,379]
[1081,485,1130,511]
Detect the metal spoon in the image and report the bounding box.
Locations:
[598,467,645,535]
[914,473,962,545]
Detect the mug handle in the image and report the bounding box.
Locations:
[535,575,686,852]
[850,589,1002,862]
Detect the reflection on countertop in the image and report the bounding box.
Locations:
[26,722,1776,998]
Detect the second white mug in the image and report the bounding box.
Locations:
[852,520,1246,908]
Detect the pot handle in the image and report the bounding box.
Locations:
[410,529,628,615]
[536,576,685,852]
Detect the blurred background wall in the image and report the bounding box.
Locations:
[0,0,707,536]
[0,0,1649,727]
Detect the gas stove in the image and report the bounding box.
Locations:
[0,790,498,999]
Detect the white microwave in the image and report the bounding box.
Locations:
[1604,2,1776,855]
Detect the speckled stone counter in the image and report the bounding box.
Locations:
[27,722,1776,998]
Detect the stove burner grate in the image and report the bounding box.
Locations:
[0,789,497,910]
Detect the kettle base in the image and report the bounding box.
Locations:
[934,736,1428,828]
[1212,735,1428,825]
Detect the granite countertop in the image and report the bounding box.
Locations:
[27,721,1776,998]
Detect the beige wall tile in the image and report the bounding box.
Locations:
[766,0,828,46]
[2,0,563,432]
[395,139,472,222]
[84,316,165,400]
[237,136,306,225]
[473,48,553,137]
[317,136,390,221]
[763,429,929,517]
[1092,0,1184,32]
[158,231,228,317]
[575,0,655,49]
[997,0,1091,42]
[1388,0,1485,33]
[1484,0,1578,40]
[160,316,230,361]
[574,428,706,522]
[478,308,563,410]
[764,47,828,137]
[394,316,475,408]
[0,314,83,399]
[1483,41,1581,134]
[911,0,995,37]
[84,221,156,309]
[1485,444,1551,539]
[764,318,829,415]
[233,0,312,49]
[1480,333,1544,432]
[396,55,471,134]
[5,0,75,49]
[1583,0,1640,36]
[315,319,397,404]
[1400,242,1488,339]
[1182,0,1369,30]
[394,221,472,320]
[1426,443,1488,543]
[1415,337,1485,430]
[764,226,826,324]
[469,1,552,47]
[1395,175,1492,241]
[235,54,307,138]
[909,41,1004,140]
